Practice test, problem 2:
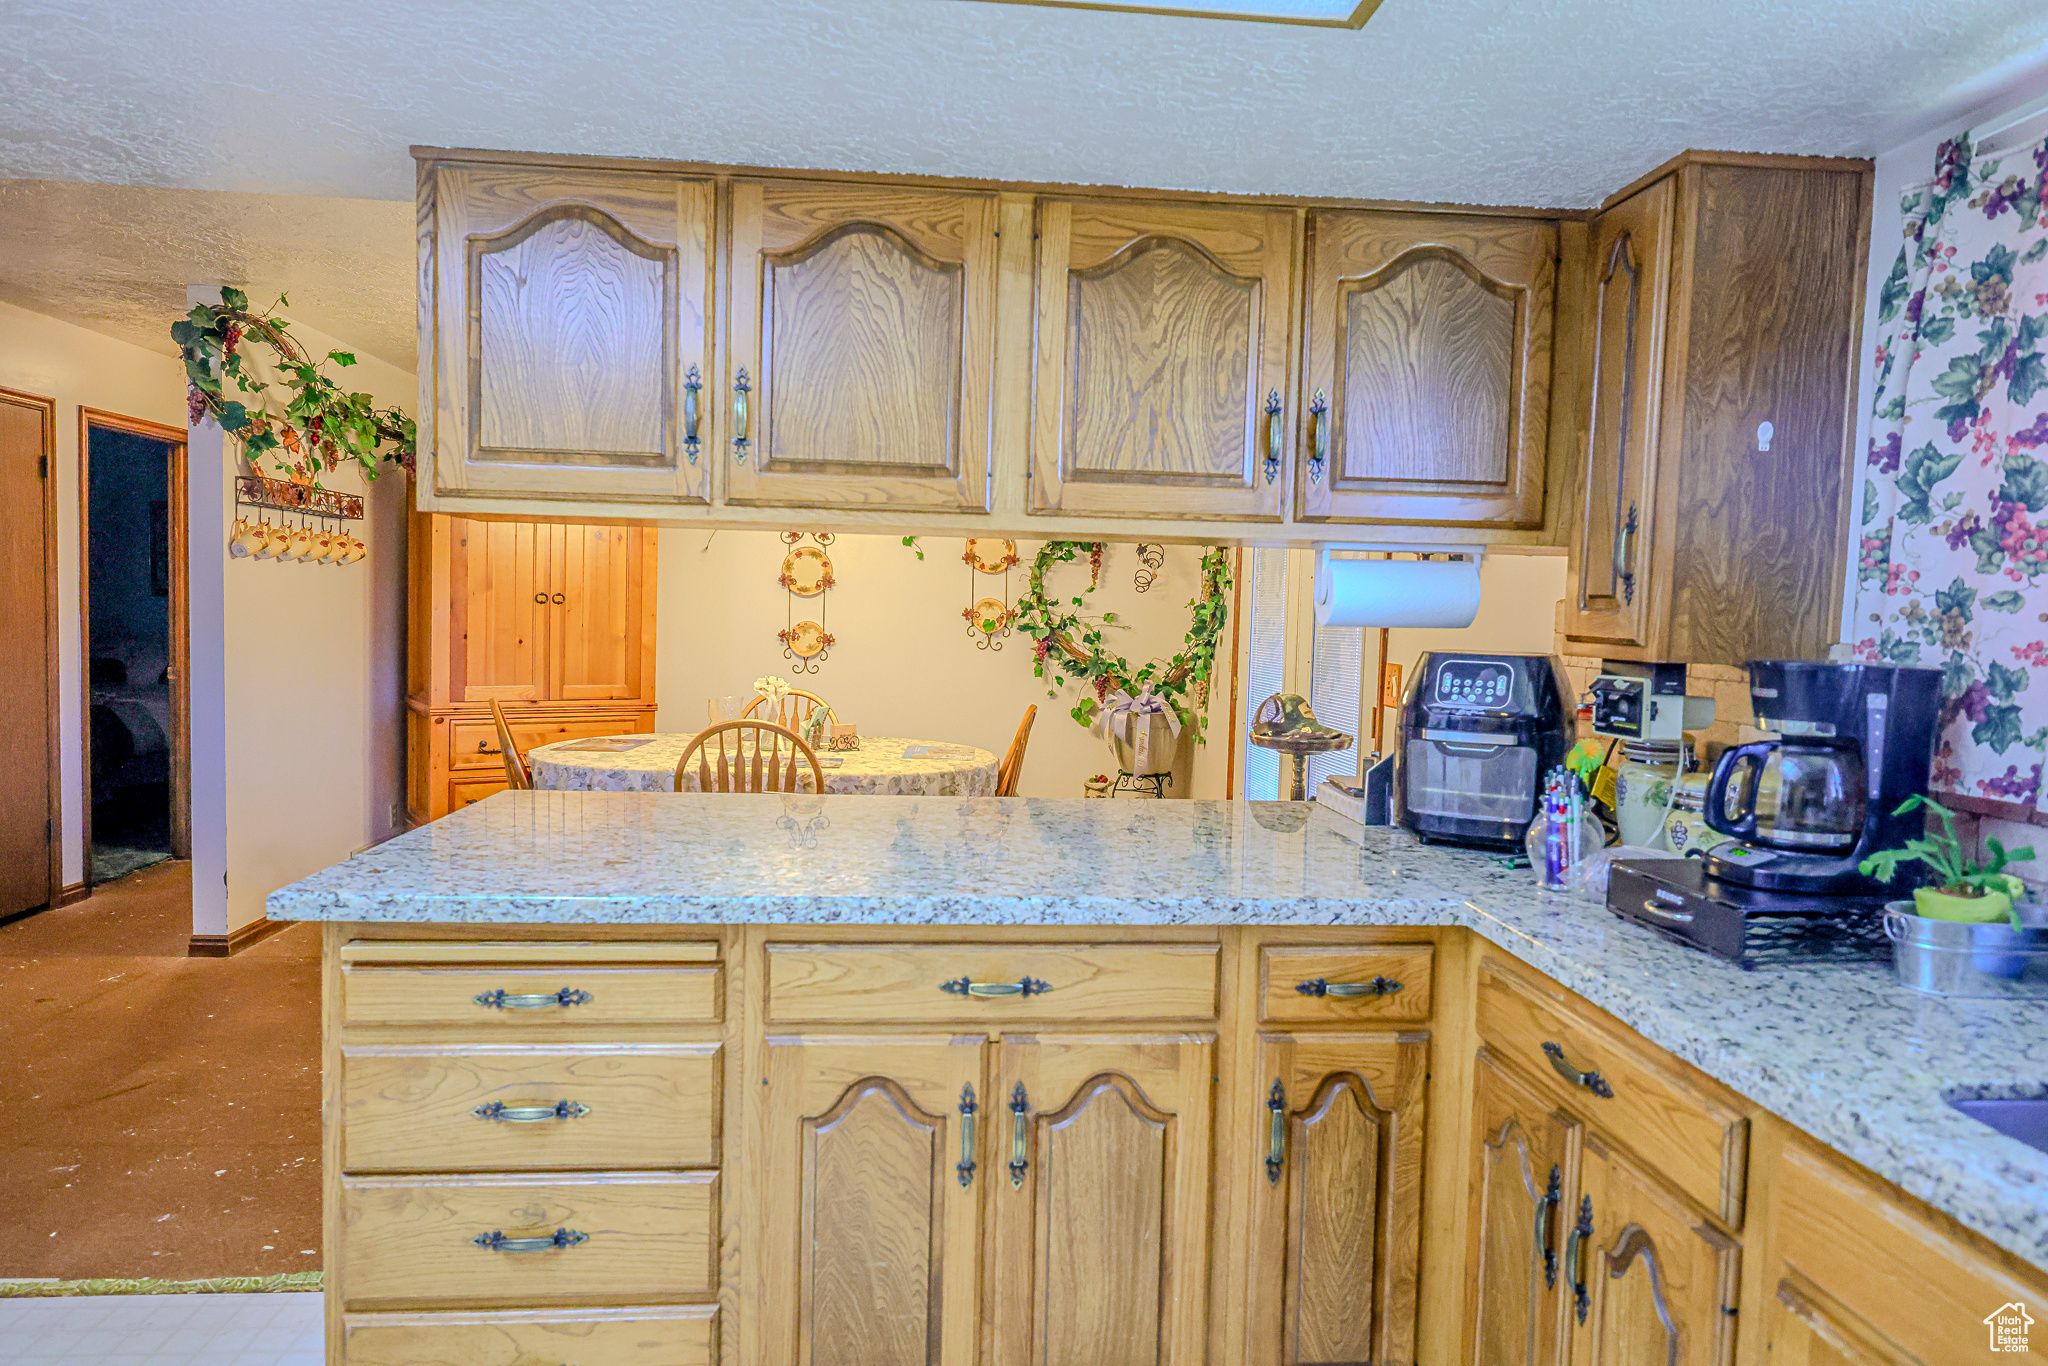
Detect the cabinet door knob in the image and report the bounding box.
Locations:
[534,592,547,604]
[551,593,565,605]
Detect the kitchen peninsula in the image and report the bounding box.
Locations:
[274,791,2048,1366]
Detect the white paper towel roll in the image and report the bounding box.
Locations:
[1313,550,1483,629]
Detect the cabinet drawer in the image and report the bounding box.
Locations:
[344,1306,716,1366]
[767,942,1219,1022]
[344,966,720,1027]
[341,1045,720,1172]
[449,775,506,810]
[1259,945,1434,1022]
[339,1173,716,1309]
[450,717,636,772]
[1476,959,1747,1225]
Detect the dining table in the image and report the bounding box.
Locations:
[527,732,1001,797]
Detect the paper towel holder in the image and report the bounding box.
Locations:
[1313,543,1486,629]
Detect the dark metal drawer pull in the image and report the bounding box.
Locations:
[1296,975,1402,999]
[473,987,593,1011]
[1542,1041,1614,1098]
[940,976,1051,999]
[473,1227,588,1253]
[472,1099,590,1123]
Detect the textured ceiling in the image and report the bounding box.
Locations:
[0,180,415,367]
[3,0,2046,209]
[1,0,2045,369]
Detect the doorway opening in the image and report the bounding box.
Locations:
[80,409,189,889]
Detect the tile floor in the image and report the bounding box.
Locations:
[0,1293,320,1365]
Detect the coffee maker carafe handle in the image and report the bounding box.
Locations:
[1703,742,1775,840]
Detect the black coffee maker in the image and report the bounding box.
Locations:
[1700,661,1943,895]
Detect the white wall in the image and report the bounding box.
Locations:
[0,299,186,889]
[187,303,412,934]
[655,533,1233,798]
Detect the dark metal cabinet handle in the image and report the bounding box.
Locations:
[472,1099,590,1123]
[1265,1079,1286,1186]
[473,1227,588,1253]
[957,1084,978,1188]
[474,987,593,1011]
[1566,1195,1593,1324]
[1616,501,1639,605]
[533,592,547,604]
[1535,1163,1562,1290]
[1543,1041,1614,1099]
[683,363,703,464]
[551,593,565,604]
[1262,389,1283,484]
[1296,975,1403,999]
[477,741,501,754]
[1308,389,1329,485]
[732,368,752,463]
[1008,1083,1030,1189]
[940,976,1050,999]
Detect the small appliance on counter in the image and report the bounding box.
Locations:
[1394,653,1573,849]
[1608,660,1944,963]
[1588,660,1717,742]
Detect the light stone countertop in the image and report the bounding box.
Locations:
[270,790,2048,1273]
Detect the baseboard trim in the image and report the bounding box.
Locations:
[188,917,289,958]
[56,881,90,907]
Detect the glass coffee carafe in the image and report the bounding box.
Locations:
[1704,737,1867,852]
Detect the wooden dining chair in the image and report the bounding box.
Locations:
[489,698,531,791]
[677,721,825,794]
[996,704,1037,797]
[742,688,828,733]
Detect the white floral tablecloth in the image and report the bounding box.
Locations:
[528,733,1000,797]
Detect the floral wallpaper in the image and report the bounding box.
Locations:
[1854,130,2048,813]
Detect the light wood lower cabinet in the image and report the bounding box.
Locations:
[1467,1045,1579,1366]
[343,1306,718,1366]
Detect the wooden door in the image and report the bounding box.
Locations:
[1563,178,1674,651]
[427,162,714,504]
[1466,1047,1581,1366]
[1298,211,1556,528]
[1569,1134,1738,1366]
[1030,199,1297,521]
[548,523,647,701]
[0,390,56,916]
[725,179,998,512]
[452,518,550,702]
[1247,1031,1428,1366]
[991,1032,1215,1366]
[761,1035,988,1366]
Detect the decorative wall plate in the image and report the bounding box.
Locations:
[964,538,1020,574]
[781,620,832,658]
[969,598,1014,636]
[779,544,835,596]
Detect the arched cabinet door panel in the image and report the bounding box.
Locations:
[1246,1030,1430,1366]
[1572,1134,1738,1366]
[1463,1046,1580,1366]
[1030,199,1298,521]
[725,179,998,512]
[424,161,714,504]
[989,1032,1216,1366]
[1297,210,1557,529]
[1561,178,1674,651]
[760,1035,988,1366]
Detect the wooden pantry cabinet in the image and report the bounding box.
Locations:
[405,513,657,821]
[1559,151,1872,663]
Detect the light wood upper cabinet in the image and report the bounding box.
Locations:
[1030,199,1298,522]
[1569,1134,1739,1366]
[724,179,999,512]
[991,1031,1216,1366]
[1248,1031,1429,1366]
[1298,211,1557,528]
[423,161,714,504]
[1466,1046,1579,1366]
[548,523,648,701]
[449,518,653,703]
[1563,177,1674,652]
[761,1035,987,1366]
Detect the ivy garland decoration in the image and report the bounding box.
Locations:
[1013,541,1233,737]
[173,287,416,485]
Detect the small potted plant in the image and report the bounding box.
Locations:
[1858,794,2035,923]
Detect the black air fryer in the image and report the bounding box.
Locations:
[1394,653,1574,849]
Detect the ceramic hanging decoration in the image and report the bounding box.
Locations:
[778,530,835,674]
[962,538,1018,651]
[229,473,366,567]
